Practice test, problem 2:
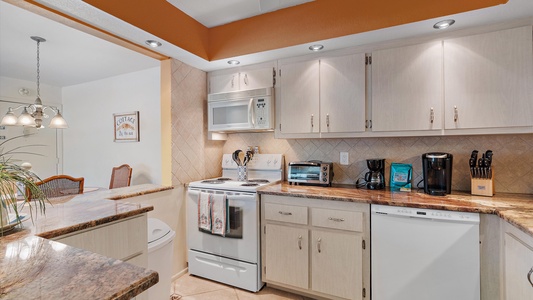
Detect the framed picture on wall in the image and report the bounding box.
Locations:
[113,111,140,142]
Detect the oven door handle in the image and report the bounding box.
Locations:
[188,189,256,201]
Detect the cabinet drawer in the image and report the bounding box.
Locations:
[264,203,307,225]
[311,208,363,232]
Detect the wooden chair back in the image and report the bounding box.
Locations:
[28,175,84,200]
[109,164,132,189]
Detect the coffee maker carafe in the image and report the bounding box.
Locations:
[422,153,453,196]
[365,159,385,190]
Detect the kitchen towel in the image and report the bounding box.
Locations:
[210,193,228,236]
[198,192,211,231]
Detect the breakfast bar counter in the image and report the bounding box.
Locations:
[258,182,533,237]
[0,184,172,299]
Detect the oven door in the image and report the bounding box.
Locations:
[187,188,259,264]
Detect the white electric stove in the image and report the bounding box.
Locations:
[186,153,284,292]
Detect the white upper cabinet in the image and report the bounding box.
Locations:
[371,41,443,132]
[208,61,275,94]
[277,53,366,137]
[278,59,321,135]
[444,26,533,130]
[320,54,366,135]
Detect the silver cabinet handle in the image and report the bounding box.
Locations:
[311,114,314,128]
[326,114,330,128]
[278,211,292,216]
[243,73,249,86]
[231,75,235,88]
[454,106,458,122]
[317,237,322,253]
[528,267,533,287]
[298,235,302,250]
[430,107,434,123]
[328,217,345,222]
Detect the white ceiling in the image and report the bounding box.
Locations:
[1,0,533,88]
[0,1,159,88]
[166,0,314,27]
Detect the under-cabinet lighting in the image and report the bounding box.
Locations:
[145,40,162,47]
[227,60,240,65]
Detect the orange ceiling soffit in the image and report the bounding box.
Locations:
[6,0,169,61]
[208,0,508,60]
[54,0,507,61]
[84,0,210,60]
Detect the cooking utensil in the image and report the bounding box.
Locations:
[238,151,245,166]
[232,150,242,166]
[243,150,253,166]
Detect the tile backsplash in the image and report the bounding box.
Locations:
[223,133,533,194]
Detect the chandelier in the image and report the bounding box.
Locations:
[1,36,68,129]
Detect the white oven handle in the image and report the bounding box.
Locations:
[188,188,257,201]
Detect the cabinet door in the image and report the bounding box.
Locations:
[444,26,533,129]
[504,233,533,299]
[209,72,239,93]
[265,224,309,289]
[320,54,366,133]
[279,60,320,134]
[371,41,443,131]
[240,67,274,90]
[311,230,362,300]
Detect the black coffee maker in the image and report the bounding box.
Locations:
[422,153,453,196]
[365,159,385,190]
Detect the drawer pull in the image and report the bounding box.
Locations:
[317,237,322,253]
[298,235,302,250]
[328,217,345,222]
[278,211,293,216]
[528,267,533,287]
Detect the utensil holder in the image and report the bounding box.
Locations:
[471,169,494,197]
[237,166,248,181]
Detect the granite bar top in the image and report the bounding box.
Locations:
[258,182,533,237]
[0,184,172,299]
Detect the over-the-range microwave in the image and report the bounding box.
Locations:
[208,87,274,133]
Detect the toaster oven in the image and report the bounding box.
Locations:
[287,161,333,186]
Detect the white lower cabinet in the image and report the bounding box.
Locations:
[262,195,369,300]
[53,214,148,299]
[504,221,533,300]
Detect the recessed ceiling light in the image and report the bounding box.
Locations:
[145,40,162,47]
[433,19,455,30]
[309,44,324,51]
[227,60,240,65]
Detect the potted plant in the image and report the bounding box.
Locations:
[0,135,48,233]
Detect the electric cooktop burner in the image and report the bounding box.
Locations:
[217,178,232,181]
[241,183,259,187]
[201,180,225,184]
[248,179,270,183]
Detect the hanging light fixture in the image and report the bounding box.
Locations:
[1,36,68,129]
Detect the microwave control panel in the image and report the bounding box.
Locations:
[255,98,269,128]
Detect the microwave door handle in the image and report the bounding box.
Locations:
[248,98,256,128]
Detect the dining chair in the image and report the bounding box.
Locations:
[109,164,132,189]
[27,175,84,199]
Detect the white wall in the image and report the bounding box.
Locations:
[62,67,162,187]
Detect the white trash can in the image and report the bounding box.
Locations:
[147,218,176,300]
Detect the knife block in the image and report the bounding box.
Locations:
[471,169,494,196]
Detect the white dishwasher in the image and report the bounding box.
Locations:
[371,204,480,300]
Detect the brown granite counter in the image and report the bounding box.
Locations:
[258,182,533,237]
[0,184,172,299]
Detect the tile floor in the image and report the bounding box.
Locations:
[171,273,313,300]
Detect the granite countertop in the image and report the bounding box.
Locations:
[258,182,533,237]
[0,184,173,299]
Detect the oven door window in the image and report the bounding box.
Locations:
[199,203,244,239]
